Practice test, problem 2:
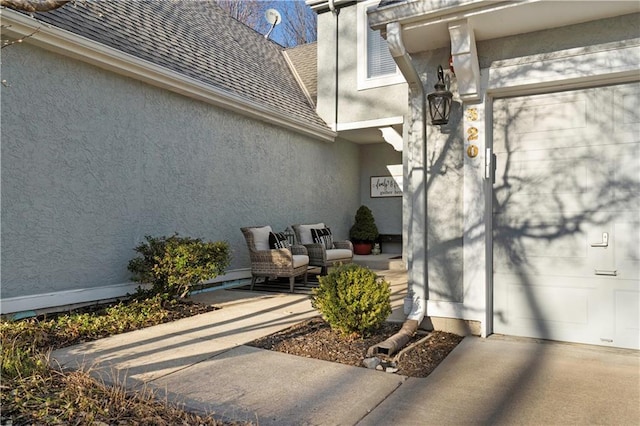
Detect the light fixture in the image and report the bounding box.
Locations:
[283,226,296,246]
[427,65,453,125]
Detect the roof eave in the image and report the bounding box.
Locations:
[305,0,357,14]
[1,9,336,142]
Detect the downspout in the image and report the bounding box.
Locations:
[328,0,339,131]
[368,21,427,357]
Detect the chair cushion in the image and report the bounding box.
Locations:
[269,232,291,250]
[292,254,310,268]
[311,227,334,250]
[298,223,325,244]
[250,226,272,251]
[326,249,352,261]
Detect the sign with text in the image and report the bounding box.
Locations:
[370,175,402,198]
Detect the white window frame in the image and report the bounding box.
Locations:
[357,0,405,90]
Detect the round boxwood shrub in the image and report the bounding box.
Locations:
[311,263,391,338]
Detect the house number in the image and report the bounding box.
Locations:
[465,108,478,121]
[467,127,478,141]
[465,108,480,159]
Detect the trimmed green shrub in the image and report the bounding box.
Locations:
[349,205,379,243]
[311,263,391,337]
[128,234,231,299]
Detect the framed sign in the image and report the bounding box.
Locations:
[370,175,402,198]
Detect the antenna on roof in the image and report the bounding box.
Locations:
[264,9,281,40]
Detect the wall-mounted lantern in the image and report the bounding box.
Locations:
[283,226,296,246]
[427,65,453,125]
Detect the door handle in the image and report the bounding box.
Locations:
[591,232,609,248]
[595,269,617,276]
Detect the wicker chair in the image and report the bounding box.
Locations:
[240,226,309,293]
[292,223,353,275]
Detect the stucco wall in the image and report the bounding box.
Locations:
[1,44,360,300]
[409,48,466,304]
[477,13,640,67]
[357,143,402,238]
[316,5,407,127]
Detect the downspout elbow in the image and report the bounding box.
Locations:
[328,0,338,14]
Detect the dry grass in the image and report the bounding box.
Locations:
[0,296,246,425]
[2,367,229,425]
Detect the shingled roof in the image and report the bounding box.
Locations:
[27,0,329,134]
[284,42,318,106]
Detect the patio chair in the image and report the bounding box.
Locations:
[240,226,309,293]
[292,223,353,275]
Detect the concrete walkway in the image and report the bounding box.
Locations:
[51,258,640,425]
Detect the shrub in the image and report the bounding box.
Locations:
[349,205,379,243]
[128,234,231,299]
[311,263,391,337]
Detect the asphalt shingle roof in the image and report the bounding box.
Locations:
[30,0,328,130]
[284,42,317,105]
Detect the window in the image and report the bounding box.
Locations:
[366,20,397,78]
[357,0,405,90]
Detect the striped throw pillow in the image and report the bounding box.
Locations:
[268,232,291,249]
[311,228,334,250]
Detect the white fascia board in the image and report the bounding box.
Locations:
[370,0,509,31]
[1,10,335,142]
[306,0,353,13]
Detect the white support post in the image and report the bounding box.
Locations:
[448,20,481,102]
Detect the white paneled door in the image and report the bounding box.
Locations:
[492,83,640,349]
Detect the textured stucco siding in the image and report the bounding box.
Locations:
[358,143,402,236]
[410,48,465,304]
[476,13,640,68]
[1,44,360,300]
[316,5,407,127]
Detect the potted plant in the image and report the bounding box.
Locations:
[349,205,379,255]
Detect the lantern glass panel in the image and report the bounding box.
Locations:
[428,92,452,125]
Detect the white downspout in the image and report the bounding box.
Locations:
[328,0,340,131]
[368,21,427,356]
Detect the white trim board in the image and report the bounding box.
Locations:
[0,269,252,315]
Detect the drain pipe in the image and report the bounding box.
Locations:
[368,21,427,357]
[328,0,340,131]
